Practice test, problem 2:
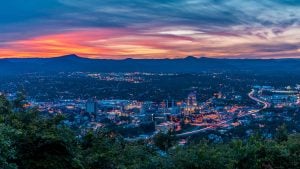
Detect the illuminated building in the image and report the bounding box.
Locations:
[86,99,98,114]
[181,92,200,115]
[187,91,197,106]
[155,122,175,133]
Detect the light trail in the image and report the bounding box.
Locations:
[176,89,271,137]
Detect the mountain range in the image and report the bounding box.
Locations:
[1,54,300,75]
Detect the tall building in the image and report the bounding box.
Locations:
[171,99,180,114]
[187,91,197,106]
[86,99,98,114]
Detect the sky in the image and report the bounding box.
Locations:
[0,0,299,59]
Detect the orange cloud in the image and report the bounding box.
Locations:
[0,27,299,59]
[0,27,227,59]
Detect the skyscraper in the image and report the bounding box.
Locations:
[187,92,197,106]
[86,99,98,114]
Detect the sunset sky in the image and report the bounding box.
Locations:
[0,0,299,59]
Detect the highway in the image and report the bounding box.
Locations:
[176,89,271,137]
[248,89,271,109]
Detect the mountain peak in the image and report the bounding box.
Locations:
[124,58,134,60]
[59,54,82,59]
[53,54,88,61]
[184,56,198,60]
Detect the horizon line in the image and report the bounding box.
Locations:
[1,54,300,60]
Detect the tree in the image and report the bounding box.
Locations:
[0,94,11,115]
[13,92,27,112]
[153,131,175,151]
[275,124,288,142]
[0,124,19,169]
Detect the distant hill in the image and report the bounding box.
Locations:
[1,54,300,75]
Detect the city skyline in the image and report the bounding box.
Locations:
[0,0,300,59]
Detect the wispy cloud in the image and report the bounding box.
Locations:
[0,0,299,58]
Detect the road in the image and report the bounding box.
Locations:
[248,89,271,109]
[176,89,271,137]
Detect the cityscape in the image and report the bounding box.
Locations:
[1,0,300,169]
[1,72,300,143]
[2,59,300,169]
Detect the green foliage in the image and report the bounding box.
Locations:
[13,92,27,112]
[81,129,164,169]
[13,111,82,169]
[171,143,234,169]
[0,124,20,169]
[0,94,11,115]
[275,124,288,143]
[153,131,175,151]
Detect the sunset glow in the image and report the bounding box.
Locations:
[0,0,299,59]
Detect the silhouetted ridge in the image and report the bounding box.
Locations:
[184,56,199,60]
[1,54,300,75]
[54,54,83,60]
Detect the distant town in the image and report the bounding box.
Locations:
[1,72,300,144]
